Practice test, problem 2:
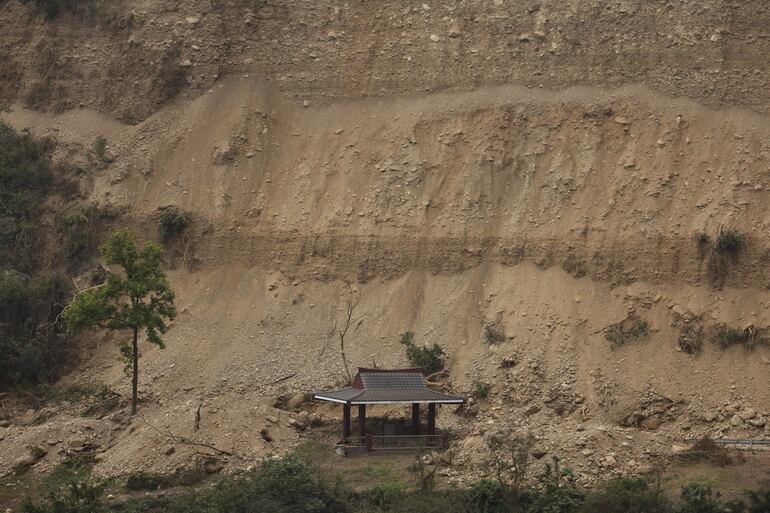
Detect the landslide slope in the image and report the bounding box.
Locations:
[1,0,770,484]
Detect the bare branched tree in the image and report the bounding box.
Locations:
[330,282,363,383]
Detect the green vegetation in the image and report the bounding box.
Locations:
[483,431,535,500]
[714,325,749,350]
[64,230,176,415]
[0,122,54,273]
[473,380,491,399]
[604,316,649,349]
[399,331,445,374]
[0,271,72,387]
[21,452,770,513]
[56,203,119,271]
[712,325,765,351]
[158,206,191,240]
[124,468,207,492]
[0,122,82,389]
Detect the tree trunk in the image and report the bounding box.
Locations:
[131,327,139,416]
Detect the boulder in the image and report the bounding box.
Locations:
[286,394,306,410]
[13,454,38,468]
[640,417,662,430]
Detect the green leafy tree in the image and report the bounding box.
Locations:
[64,230,176,415]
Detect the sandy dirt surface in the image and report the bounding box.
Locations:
[1,0,770,490]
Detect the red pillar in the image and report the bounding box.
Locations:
[343,403,351,439]
[428,403,436,435]
[358,404,366,437]
[411,403,421,435]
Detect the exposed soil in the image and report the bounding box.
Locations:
[1,0,770,494]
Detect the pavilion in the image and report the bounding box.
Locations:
[314,368,465,451]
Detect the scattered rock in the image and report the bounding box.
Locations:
[614,116,631,125]
[531,448,548,459]
[731,414,744,427]
[604,455,617,467]
[185,15,201,25]
[260,428,273,443]
[287,418,307,431]
[266,415,279,424]
[204,459,222,474]
[0,420,10,428]
[165,446,176,456]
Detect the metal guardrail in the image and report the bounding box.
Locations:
[343,434,448,451]
[708,439,770,448]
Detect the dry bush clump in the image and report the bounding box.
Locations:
[700,229,743,288]
[674,437,745,467]
[604,315,649,349]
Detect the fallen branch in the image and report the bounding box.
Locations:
[140,415,234,457]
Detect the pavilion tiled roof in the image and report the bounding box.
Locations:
[314,368,465,405]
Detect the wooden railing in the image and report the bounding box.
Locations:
[343,434,448,451]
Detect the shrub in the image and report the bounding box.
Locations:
[364,482,407,509]
[678,483,726,513]
[473,380,491,399]
[399,332,444,374]
[89,136,111,168]
[159,206,191,240]
[466,479,508,513]
[527,457,583,513]
[578,478,670,513]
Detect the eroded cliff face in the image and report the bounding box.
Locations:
[1,0,770,485]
